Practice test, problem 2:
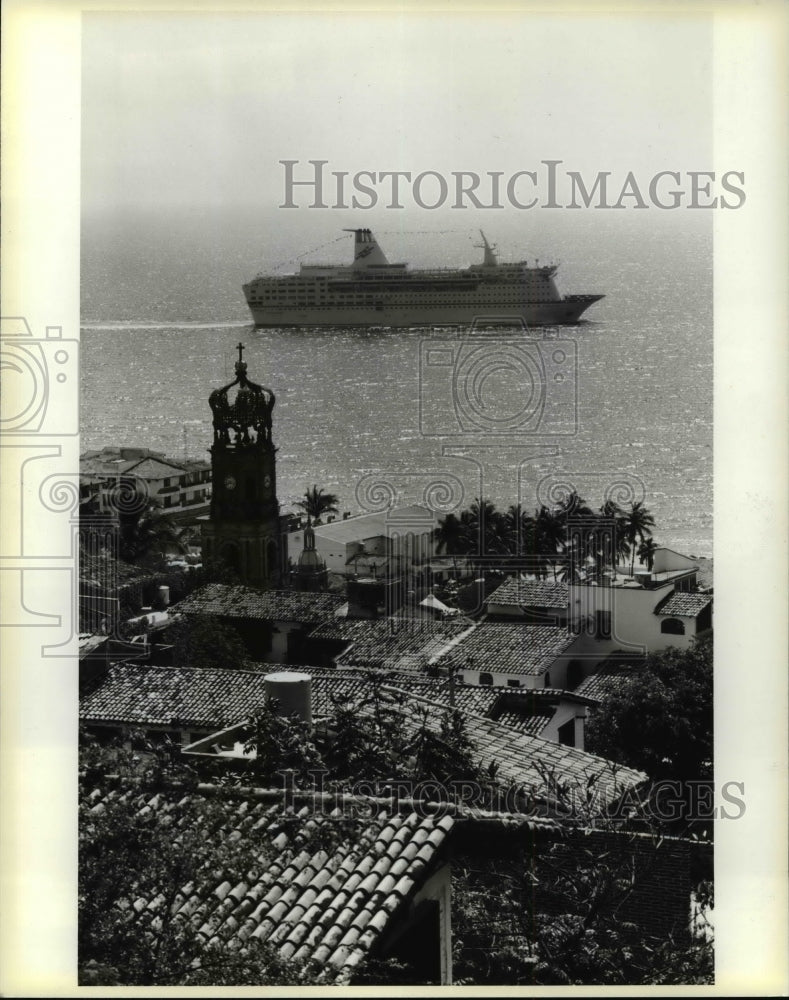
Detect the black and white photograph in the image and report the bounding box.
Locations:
[1,1,787,994]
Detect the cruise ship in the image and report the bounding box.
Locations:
[243,229,604,328]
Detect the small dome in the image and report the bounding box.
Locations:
[298,549,325,570]
[294,517,328,590]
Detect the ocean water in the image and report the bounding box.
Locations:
[80,209,712,557]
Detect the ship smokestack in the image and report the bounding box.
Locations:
[348,228,390,268]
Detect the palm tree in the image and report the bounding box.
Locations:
[535,505,566,580]
[295,485,339,523]
[599,499,630,578]
[557,490,593,523]
[504,504,535,558]
[469,498,509,557]
[433,512,467,577]
[623,501,656,576]
[599,499,622,520]
[637,537,658,572]
[118,497,187,566]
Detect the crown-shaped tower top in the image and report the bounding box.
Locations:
[208,342,276,450]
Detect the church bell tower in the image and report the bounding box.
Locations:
[201,343,282,587]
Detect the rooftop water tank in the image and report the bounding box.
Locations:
[153,585,170,609]
[263,671,312,724]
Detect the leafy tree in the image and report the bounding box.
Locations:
[168,613,250,670]
[240,672,483,792]
[295,484,339,522]
[585,634,712,785]
[109,479,187,567]
[321,690,402,781]
[451,837,713,986]
[244,701,326,784]
[406,706,481,784]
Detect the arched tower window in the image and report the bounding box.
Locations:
[267,539,279,580]
[219,541,241,575]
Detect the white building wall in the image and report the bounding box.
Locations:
[287,525,436,574]
[539,701,588,749]
[460,635,612,690]
[568,583,698,653]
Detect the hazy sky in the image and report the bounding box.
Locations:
[82,11,712,215]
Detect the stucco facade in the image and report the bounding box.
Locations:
[485,549,710,656]
[288,505,438,574]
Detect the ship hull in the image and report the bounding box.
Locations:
[245,295,604,329]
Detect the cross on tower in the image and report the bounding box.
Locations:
[237,342,245,363]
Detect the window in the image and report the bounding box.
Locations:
[479,672,493,686]
[595,610,612,639]
[566,660,584,690]
[661,618,685,635]
[558,719,576,747]
[507,679,521,688]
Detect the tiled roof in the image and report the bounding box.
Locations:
[172,584,344,624]
[80,663,510,731]
[439,623,576,676]
[493,706,555,737]
[309,619,378,643]
[487,689,593,737]
[319,618,576,677]
[332,619,475,672]
[574,660,638,702]
[311,613,475,644]
[81,663,271,728]
[124,456,187,479]
[486,578,569,610]
[81,784,455,983]
[79,634,108,656]
[460,714,645,807]
[79,550,155,586]
[80,664,645,807]
[655,592,713,617]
